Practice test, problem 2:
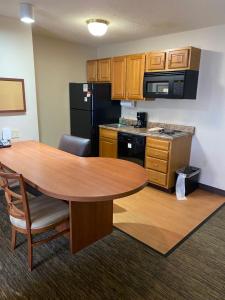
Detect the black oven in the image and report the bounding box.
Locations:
[143,70,199,99]
[118,132,146,166]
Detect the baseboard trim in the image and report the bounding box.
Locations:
[199,183,225,196]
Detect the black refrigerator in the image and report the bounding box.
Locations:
[70,83,121,156]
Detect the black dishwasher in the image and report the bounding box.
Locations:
[118,132,146,166]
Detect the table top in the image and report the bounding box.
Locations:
[0,141,148,202]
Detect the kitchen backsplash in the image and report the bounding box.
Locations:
[121,99,198,129]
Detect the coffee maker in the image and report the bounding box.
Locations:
[135,112,148,128]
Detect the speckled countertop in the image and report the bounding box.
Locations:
[99,121,195,140]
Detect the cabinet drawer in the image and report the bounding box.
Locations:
[146,147,169,160]
[100,128,117,140]
[147,169,167,186]
[147,138,170,151]
[145,157,168,173]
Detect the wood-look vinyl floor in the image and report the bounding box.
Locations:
[113,187,225,254]
[0,191,225,299]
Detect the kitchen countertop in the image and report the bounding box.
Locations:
[99,124,193,140]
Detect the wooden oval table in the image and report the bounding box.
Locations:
[0,141,148,253]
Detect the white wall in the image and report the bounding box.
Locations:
[0,16,39,141]
[98,25,225,190]
[33,34,96,147]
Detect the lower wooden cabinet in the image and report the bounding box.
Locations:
[145,135,192,189]
[99,128,118,158]
[99,138,117,158]
[99,128,192,190]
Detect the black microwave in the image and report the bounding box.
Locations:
[143,70,199,99]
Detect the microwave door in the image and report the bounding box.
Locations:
[145,79,171,98]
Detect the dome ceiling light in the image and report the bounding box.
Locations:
[86,19,109,37]
[20,2,35,24]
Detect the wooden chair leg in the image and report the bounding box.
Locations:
[27,235,33,271]
[11,227,17,250]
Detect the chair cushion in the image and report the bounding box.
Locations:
[10,195,69,230]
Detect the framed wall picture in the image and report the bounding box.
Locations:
[0,78,26,113]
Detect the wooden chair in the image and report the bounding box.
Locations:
[58,134,91,156]
[0,165,70,271]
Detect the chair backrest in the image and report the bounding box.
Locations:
[58,134,91,157]
[0,165,31,230]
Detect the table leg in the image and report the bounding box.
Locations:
[69,200,113,253]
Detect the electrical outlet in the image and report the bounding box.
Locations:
[11,129,20,139]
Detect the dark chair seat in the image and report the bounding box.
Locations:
[58,134,91,157]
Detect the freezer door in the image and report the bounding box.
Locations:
[69,83,93,110]
[70,109,93,139]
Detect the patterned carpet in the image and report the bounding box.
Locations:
[0,193,225,300]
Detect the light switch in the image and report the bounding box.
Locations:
[11,129,20,139]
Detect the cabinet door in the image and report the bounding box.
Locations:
[146,52,166,71]
[126,54,145,100]
[167,49,189,69]
[99,138,117,158]
[98,59,111,82]
[87,60,98,82]
[111,56,126,100]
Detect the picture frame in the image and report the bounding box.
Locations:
[0,78,26,113]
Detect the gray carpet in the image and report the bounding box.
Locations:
[0,193,225,300]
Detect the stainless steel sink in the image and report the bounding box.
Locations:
[105,124,130,128]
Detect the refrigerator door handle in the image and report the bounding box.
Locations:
[91,93,94,111]
[91,109,94,127]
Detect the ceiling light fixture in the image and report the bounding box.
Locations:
[86,19,109,37]
[20,2,35,24]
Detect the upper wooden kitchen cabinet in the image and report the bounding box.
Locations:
[111,56,127,99]
[87,58,111,82]
[87,60,98,82]
[145,51,166,72]
[111,53,145,100]
[167,47,201,71]
[126,53,145,100]
[97,58,111,82]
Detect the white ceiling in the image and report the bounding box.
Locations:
[1,0,225,46]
